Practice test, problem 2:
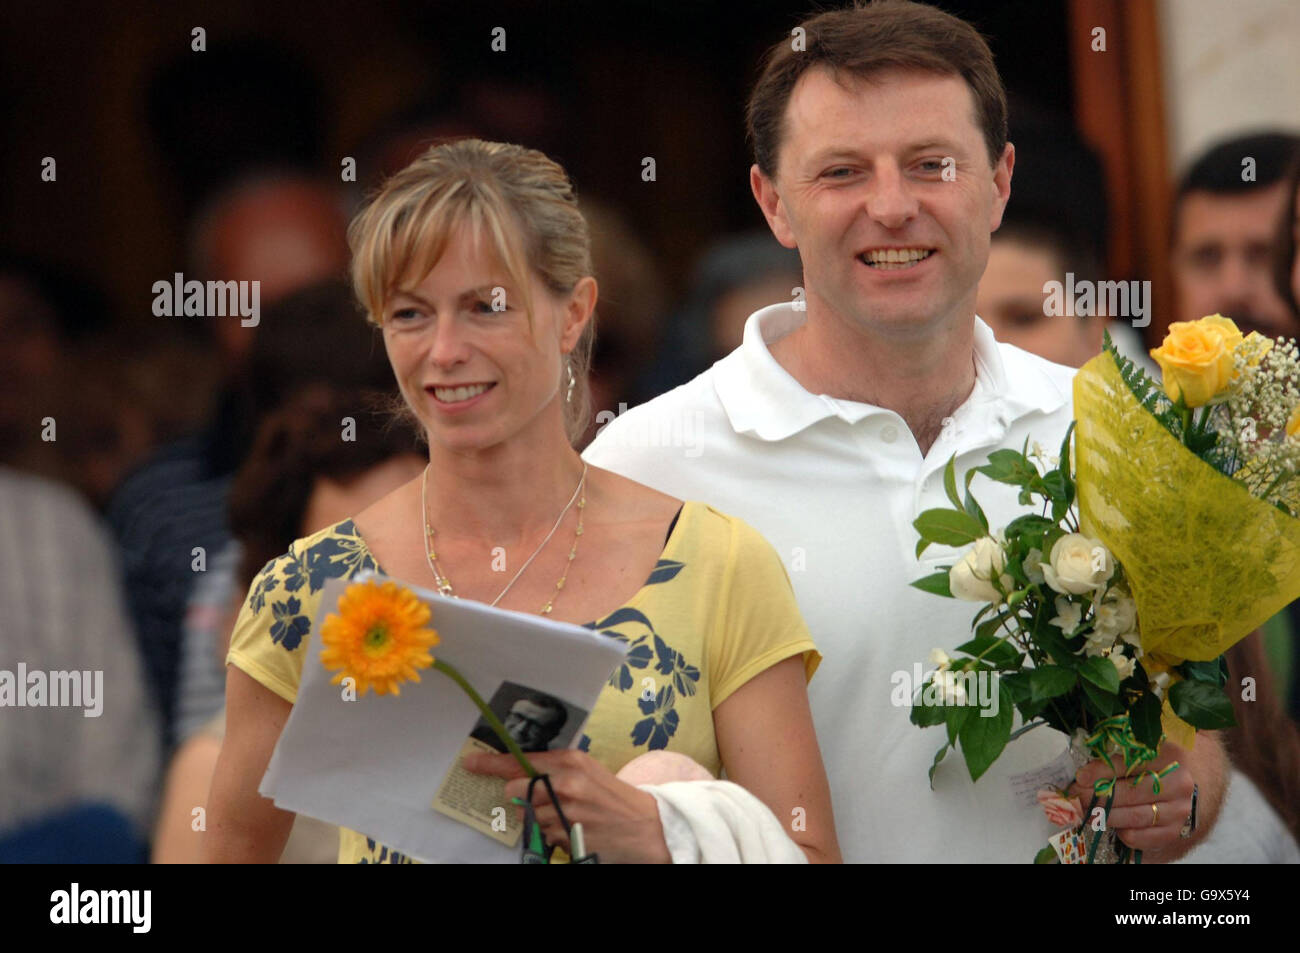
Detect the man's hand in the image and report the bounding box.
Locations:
[1067,732,1226,862]
[463,749,672,863]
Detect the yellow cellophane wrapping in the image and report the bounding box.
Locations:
[1073,352,1300,664]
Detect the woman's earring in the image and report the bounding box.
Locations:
[565,361,577,404]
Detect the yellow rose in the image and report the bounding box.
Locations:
[1149,314,1243,407]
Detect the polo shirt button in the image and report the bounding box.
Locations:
[881,424,899,443]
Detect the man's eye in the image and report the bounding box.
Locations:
[824,168,854,179]
[1189,247,1221,270]
[473,299,500,314]
[918,159,946,173]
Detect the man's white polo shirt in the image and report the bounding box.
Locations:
[584,302,1078,862]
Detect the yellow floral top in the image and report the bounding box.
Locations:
[226,500,820,863]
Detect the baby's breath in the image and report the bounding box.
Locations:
[1222,336,1300,513]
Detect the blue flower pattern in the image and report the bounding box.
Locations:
[251,525,693,863]
[250,519,380,659]
[586,558,695,753]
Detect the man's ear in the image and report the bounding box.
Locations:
[751,164,798,249]
[989,142,1015,232]
[561,275,597,352]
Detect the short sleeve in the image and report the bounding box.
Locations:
[708,514,821,709]
[226,543,314,705]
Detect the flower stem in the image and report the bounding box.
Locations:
[433,658,537,778]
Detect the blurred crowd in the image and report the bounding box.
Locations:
[2,36,1298,862]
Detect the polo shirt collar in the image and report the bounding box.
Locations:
[713,302,1070,442]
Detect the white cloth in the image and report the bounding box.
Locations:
[585,303,1079,862]
[1176,769,1300,864]
[643,781,809,864]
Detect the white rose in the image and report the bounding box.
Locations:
[948,536,1012,602]
[1042,534,1113,595]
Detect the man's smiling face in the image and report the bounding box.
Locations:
[755,67,1013,340]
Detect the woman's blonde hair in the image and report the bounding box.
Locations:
[348,138,595,444]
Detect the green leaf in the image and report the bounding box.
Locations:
[1058,421,1076,500]
[1000,670,1033,705]
[955,634,1023,669]
[1180,657,1228,688]
[977,449,1039,487]
[1081,678,1119,718]
[910,696,947,727]
[912,509,987,549]
[942,455,962,510]
[928,742,951,790]
[1169,680,1237,730]
[911,571,954,598]
[1033,625,1078,670]
[1041,469,1070,503]
[1103,330,1184,442]
[945,701,971,746]
[1004,514,1056,539]
[1033,844,1060,864]
[1129,690,1163,750]
[957,683,1013,782]
[1029,665,1077,702]
[963,488,989,533]
[1079,656,1121,694]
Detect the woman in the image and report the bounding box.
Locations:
[207,139,841,864]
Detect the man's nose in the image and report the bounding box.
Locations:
[865,165,918,229]
[1217,251,1255,302]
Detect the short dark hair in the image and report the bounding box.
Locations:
[1176,131,1300,199]
[518,693,567,729]
[229,382,421,588]
[746,0,1008,178]
[1172,131,1300,242]
[1274,153,1300,321]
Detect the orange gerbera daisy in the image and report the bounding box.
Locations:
[320,580,439,696]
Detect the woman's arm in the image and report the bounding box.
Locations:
[152,733,223,863]
[204,667,297,863]
[713,654,842,863]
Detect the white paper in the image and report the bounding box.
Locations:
[260,570,628,863]
[1008,745,1077,809]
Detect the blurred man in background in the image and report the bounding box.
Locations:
[1170,131,1300,337]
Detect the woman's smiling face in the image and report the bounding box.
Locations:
[381,222,584,453]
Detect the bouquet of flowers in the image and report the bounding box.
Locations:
[910,315,1300,863]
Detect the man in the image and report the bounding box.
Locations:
[585,0,1224,863]
[1171,131,1300,337]
[473,694,568,754]
[503,695,568,753]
